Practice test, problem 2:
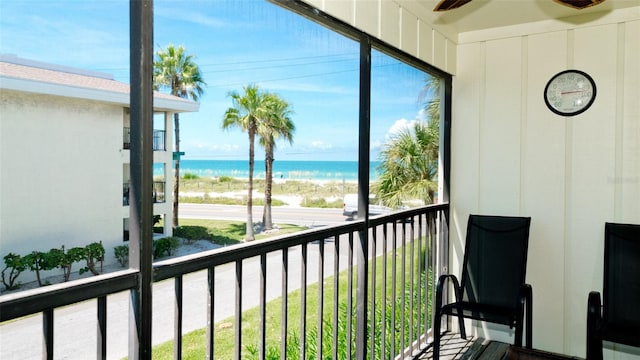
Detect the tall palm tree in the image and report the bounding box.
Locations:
[222,84,267,241]
[153,44,205,232]
[374,75,440,207]
[258,93,295,230]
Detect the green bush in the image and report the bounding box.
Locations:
[217,176,234,182]
[1,253,26,290]
[153,236,180,259]
[50,246,85,282]
[114,245,129,267]
[174,225,211,242]
[23,250,59,286]
[80,242,105,275]
[301,197,342,208]
[182,172,200,180]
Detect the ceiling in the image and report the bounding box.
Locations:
[416,0,640,35]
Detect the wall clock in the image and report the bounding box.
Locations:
[544,69,596,116]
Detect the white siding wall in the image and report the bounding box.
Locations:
[0,91,124,283]
[454,11,639,359]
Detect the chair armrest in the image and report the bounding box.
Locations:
[436,274,462,310]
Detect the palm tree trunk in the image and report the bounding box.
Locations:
[263,146,274,230]
[245,128,255,241]
[172,113,180,232]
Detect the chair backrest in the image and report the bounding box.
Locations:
[461,215,531,309]
[603,222,640,334]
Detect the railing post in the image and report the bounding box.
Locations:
[129,0,154,359]
[355,34,371,360]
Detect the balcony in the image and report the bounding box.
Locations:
[0,204,448,359]
[123,127,166,151]
[123,181,166,206]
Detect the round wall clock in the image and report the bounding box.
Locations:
[544,69,596,116]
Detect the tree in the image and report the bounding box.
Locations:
[258,93,295,230]
[374,76,440,207]
[222,84,268,241]
[153,44,205,232]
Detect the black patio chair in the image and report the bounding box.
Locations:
[586,222,640,360]
[432,215,533,359]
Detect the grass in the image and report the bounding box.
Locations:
[147,232,433,360]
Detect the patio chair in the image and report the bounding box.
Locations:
[586,222,640,360]
[433,215,533,360]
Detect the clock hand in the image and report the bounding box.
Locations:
[561,90,585,95]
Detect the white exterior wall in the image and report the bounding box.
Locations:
[302,2,639,358]
[0,91,125,283]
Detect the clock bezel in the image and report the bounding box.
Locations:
[544,69,597,117]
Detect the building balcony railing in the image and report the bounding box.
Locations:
[123,127,166,151]
[0,203,448,359]
[123,181,166,206]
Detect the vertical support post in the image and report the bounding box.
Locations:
[43,308,53,360]
[174,275,183,360]
[98,296,107,360]
[437,75,452,334]
[129,1,154,359]
[355,35,371,360]
[207,267,215,360]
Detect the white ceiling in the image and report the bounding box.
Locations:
[416,0,640,35]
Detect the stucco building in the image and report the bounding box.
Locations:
[0,54,198,283]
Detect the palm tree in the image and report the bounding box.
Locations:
[374,75,440,207]
[153,44,205,232]
[258,93,295,230]
[222,84,267,241]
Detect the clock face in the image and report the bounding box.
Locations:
[544,70,596,116]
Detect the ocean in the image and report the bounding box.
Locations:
[162,160,381,182]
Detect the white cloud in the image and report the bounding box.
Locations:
[310,141,333,150]
[386,118,418,139]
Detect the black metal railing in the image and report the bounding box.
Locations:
[123,181,165,205]
[0,203,448,360]
[123,127,165,151]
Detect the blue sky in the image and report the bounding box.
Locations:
[1,0,433,161]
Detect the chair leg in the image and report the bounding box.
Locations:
[457,309,466,339]
[433,310,442,360]
[514,320,523,347]
[587,292,603,360]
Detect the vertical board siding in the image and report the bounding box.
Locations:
[523,31,568,354]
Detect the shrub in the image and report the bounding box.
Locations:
[23,250,58,286]
[182,172,200,180]
[50,246,85,282]
[80,242,105,276]
[217,176,234,182]
[1,253,26,290]
[114,245,129,267]
[153,236,180,259]
[174,225,211,243]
